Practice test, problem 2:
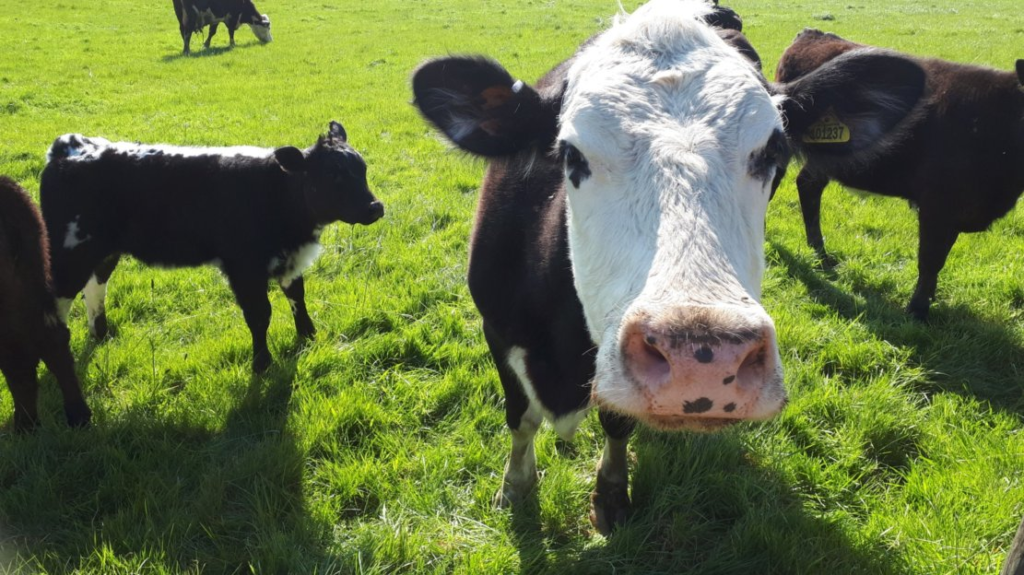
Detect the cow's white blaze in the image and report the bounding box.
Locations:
[249,15,272,43]
[558,0,785,424]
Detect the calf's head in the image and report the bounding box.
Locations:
[274,121,384,226]
[414,0,790,431]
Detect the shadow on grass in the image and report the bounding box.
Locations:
[0,349,336,573]
[510,431,903,574]
[160,41,263,62]
[771,242,1024,417]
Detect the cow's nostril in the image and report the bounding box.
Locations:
[633,335,671,384]
[737,342,767,386]
[694,345,714,363]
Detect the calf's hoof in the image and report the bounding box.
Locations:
[13,413,40,434]
[90,312,108,339]
[297,323,316,342]
[493,476,537,509]
[252,353,273,374]
[65,401,92,428]
[589,477,631,536]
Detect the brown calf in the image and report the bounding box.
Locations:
[776,29,1024,320]
[0,176,90,431]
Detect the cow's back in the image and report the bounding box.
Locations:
[776,29,864,83]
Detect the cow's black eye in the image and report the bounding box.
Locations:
[558,142,591,189]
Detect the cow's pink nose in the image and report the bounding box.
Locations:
[620,308,780,420]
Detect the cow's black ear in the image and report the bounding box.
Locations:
[273,146,306,173]
[1016,59,1023,86]
[412,56,557,157]
[778,49,926,157]
[328,121,347,143]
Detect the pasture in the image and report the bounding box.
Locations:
[1,0,1023,572]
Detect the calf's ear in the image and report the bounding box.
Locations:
[777,50,926,156]
[1016,59,1023,86]
[273,146,306,173]
[327,121,347,143]
[412,56,557,157]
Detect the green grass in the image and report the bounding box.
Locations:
[1,0,1023,573]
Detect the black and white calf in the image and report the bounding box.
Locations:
[172,0,272,55]
[41,122,383,372]
[414,0,929,533]
[0,176,90,431]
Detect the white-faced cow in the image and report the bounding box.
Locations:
[776,29,1024,320]
[40,122,383,373]
[414,0,931,532]
[172,0,272,55]
[0,176,91,432]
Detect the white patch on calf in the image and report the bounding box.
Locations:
[82,275,106,334]
[63,216,91,249]
[47,134,273,164]
[507,346,589,441]
[269,241,323,288]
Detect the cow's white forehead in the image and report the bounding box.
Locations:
[561,0,779,153]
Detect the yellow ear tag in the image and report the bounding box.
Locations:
[802,111,851,144]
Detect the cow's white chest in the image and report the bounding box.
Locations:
[268,241,322,288]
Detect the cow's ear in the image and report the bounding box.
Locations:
[1016,59,1023,86]
[273,146,306,173]
[328,121,347,143]
[412,56,557,157]
[777,50,926,156]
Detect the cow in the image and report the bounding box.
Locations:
[172,0,272,55]
[412,0,923,532]
[775,29,1024,320]
[40,122,384,373]
[0,176,91,432]
[703,0,743,31]
[1004,514,1024,575]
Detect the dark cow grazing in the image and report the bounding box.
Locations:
[413,0,914,533]
[172,0,272,55]
[776,29,1024,320]
[41,122,384,373]
[0,176,91,432]
[703,0,742,31]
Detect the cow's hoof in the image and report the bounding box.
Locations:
[589,478,631,536]
[90,312,108,339]
[297,323,316,341]
[65,401,92,428]
[493,477,536,509]
[252,353,273,374]
[905,300,931,322]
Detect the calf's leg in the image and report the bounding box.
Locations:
[0,351,41,432]
[38,321,91,427]
[590,409,635,535]
[795,167,832,264]
[907,210,959,321]
[485,326,541,507]
[228,273,273,373]
[84,254,119,339]
[279,275,315,341]
[205,22,218,48]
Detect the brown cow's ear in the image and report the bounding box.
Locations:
[273,146,306,173]
[1016,59,1023,86]
[412,56,558,157]
[778,49,926,157]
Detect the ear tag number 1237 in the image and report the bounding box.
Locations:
[803,112,851,144]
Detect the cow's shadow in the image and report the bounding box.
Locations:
[0,351,337,573]
[160,41,262,62]
[509,429,903,574]
[770,242,1024,417]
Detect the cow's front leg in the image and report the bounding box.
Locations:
[39,321,91,428]
[228,271,273,373]
[205,22,218,49]
[279,275,315,341]
[228,23,237,46]
[590,409,635,535]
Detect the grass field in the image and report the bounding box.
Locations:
[2,0,1023,573]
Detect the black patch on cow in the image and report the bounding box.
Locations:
[1017,59,1024,86]
[558,142,591,189]
[694,346,714,363]
[723,375,736,385]
[683,397,714,414]
[749,129,791,183]
[723,402,736,413]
